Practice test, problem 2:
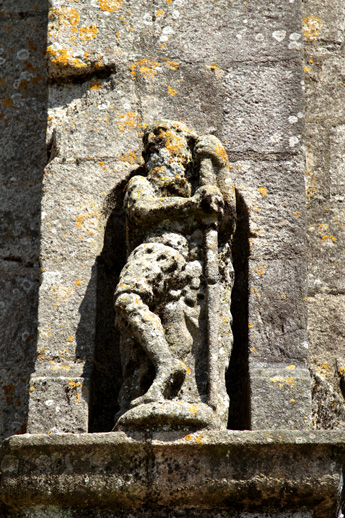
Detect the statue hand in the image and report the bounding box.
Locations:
[194,185,224,218]
[194,135,229,169]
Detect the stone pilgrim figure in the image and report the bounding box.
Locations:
[114,120,236,430]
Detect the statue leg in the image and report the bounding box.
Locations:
[115,292,186,406]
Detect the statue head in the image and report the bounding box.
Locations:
[143,120,197,170]
[142,121,197,197]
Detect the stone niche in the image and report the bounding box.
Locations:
[1,0,344,516]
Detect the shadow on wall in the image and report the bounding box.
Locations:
[0,2,49,441]
[227,190,250,430]
[77,176,135,433]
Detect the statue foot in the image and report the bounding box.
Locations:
[130,359,187,408]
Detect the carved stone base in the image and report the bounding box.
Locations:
[114,401,223,431]
[0,431,344,517]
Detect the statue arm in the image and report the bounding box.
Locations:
[125,176,199,225]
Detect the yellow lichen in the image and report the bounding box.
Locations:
[79,26,98,41]
[120,151,137,164]
[117,112,141,132]
[99,0,123,12]
[129,59,159,80]
[321,234,337,243]
[303,16,323,41]
[47,46,88,71]
[258,187,267,197]
[168,85,177,96]
[49,7,80,27]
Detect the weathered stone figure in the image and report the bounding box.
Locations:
[114,121,236,430]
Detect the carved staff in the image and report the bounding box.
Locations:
[199,157,219,410]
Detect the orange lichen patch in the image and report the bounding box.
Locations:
[67,336,74,342]
[304,66,311,72]
[318,223,328,232]
[120,151,137,164]
[168,85,177,96]
[163,60,179,70]
[90,80,102,90]
[248,322,253,328]
[286,365,296,370]
[1,97,13,107]
[303,16,323,41]
[281,294,287,299]
[185,434,192,441]
[29,386,35,393]
[76,279,81,286]
[254,265,264,276]
[129,58,159,80]
[50,286,72,301]
[99,0,123,12]
[305,169,318,200]
[69,381,81,389]
[206,62,218,70]
[258,187,267,197]
[180,361,191,375]
[49,7,80,27]
[269,376,296,389]
[117,112,141,132]
[321,234,337,243]
[47,46,88,71]
[190,405,198,415]
[294,211,302,218]
[215,143,229,164]
[76,209,99,235]
[316,361,333,380]
[157,9,164,15]
[79,26,98,41]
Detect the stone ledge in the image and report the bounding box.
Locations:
[0,431,344,517]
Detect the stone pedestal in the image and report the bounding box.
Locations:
[0,431,344,517]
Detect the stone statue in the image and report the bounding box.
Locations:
[113,120,236,430]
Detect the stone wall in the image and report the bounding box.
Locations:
[0,0,48,440]
[303,0,345,429]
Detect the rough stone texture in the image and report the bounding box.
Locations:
[303,0,345,429]
[0,1,48,441]
[0,431,344,517]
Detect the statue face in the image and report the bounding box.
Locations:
[146,127,192,172]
